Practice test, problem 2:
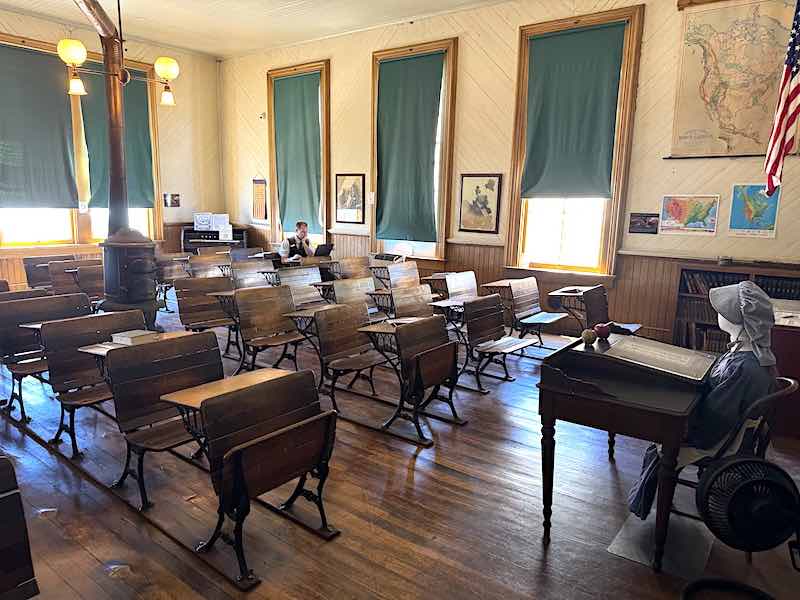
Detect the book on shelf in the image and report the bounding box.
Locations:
[111,329,159,346]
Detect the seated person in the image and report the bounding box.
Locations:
[628,281,776,519]
[279,220,315,260]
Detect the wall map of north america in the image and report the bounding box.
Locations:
[672,0,793,157]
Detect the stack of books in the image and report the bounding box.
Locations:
[111,330,159,346]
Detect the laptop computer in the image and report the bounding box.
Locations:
[314,244,334,257]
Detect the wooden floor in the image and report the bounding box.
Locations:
[1,298,798,599]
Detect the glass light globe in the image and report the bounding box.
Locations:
[160,84,175,106]
[57,38,87,66]
[68,73,87,96]
[154,56,180,81]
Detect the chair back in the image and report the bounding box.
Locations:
[231,259,275,289]
[230,247,265,261]
[337,256,370,279]
[445,271,478,300]
[279,267,323,306]
[509,277,541,321]
[0,289,47,302]
[387,261,420,289]
[582,285,611,328]
[196,246,233,256]
[174,277,233,328]
[0,293,91,359]
[155,252,190,284]
[40,310,144,394]
[235,286,297,344]
[202,370,334,506]
[463,294,505,347]
[332,277,376,310]
[315,303,372,362]
[49,259,102,295]
[0,280,7,293]
[188,254,231,278]
[395,315,450,384]
[23,254,74,288]
[77,265,104,301]
[106,331,223,434]
[392,285,435,318]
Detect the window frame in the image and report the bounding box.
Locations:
[0,32,164,248]
[370,38,458,261]
[506,6,644,275]
[266,59,331,244]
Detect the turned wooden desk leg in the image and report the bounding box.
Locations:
[653,439,680,572]
[608,432,616,462]
[541,414,556,544]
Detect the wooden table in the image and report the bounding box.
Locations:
[78,331,195,379]
[538,335,713,571]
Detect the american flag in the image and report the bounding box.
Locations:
[765,0,800,196]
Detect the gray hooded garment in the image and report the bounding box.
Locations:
[628,281,776,519]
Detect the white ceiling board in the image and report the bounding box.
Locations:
[0,0,503,57]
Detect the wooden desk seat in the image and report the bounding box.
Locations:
[332,277,386,318]
[48,258,102,295]
[188,254,231,278]
[316,303,388,408]
[235,286,304,374]
[387,260,420,289]
[77,264,105,308]
[22,254,73,290]
[392,284,435,318]
[232,259,275,289]
[463,294,536,394]
[518,311,569,346]
[0,293,92,423]
[0,288,48,302]
[444,271,478,305]
[41,310,145,459]
[336,256,370,280]
[196,370,338,588]
[175,277,240,358]
[106,331,221,510]
[278,267,324,307]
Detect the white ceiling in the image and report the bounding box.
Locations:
[1,0,502,57]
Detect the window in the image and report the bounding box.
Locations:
[90,208,151,241]
[507,7,643,274]
[267,60,330,243]
[0,209,74,246]
[371,39,457,260]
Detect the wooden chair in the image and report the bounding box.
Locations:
[315,303,388,411]
[509,278,568,346]
[106,332,220,510]
[231,259,276,289]
[40,310,144,459]
[368,253,404,289]
[48,259,102,295]
[174,277,240,358]
[462,294,536,394]
[336,256,370,280]
[77,265,104,308]
[332,277,387,322]
[392,285,435,318]
[279,266,324,307]
[389,315,463,444]
[387,261,420,289]
[582,285,642,334]
[0,280,8,293]
[197,370,338,588]
[188,254,231,278]
[0,289,48,302]
[22,254,73,290]
[229,247,264,261]
[445,271,478,301]
[0,293,92,423]
[155,252,190,312]
[196,245,234,256]
[234,286,305,373]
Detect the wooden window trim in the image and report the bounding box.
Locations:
[266,59,331,244]
[0,32,164,245]
[370,38,458,260]
[504,5,644,275]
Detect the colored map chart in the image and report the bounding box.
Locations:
[671,0,793,157]
[729,184,780,237]
[659,195,719,235]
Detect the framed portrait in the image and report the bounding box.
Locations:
[335,173,365,224]
[458,174,502,234]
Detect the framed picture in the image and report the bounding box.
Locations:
[459,174,501,234]
[335,173,365,224]
[628,212,659,234]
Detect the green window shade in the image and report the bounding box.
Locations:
[521,23,625,198]
[273,72,322,234]
[81,65,154,208]
[0,44,78,208]
[376,52,443,242]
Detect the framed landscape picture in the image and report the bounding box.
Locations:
[459,174,502,234]
[335,173,365,224]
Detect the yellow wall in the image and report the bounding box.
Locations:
[0,7,224,224]
[220,0,800,263]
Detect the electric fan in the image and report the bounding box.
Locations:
[682,456,800,599]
